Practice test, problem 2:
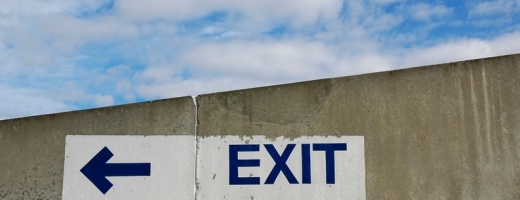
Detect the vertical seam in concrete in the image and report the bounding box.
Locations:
[481,65,493,159]
[192,95,199,200]
[469,67,483,198]
[470,68,482,157]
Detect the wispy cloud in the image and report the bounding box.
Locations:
[0,0,519,119]
[470,0,520,16]
[408,3,453,21]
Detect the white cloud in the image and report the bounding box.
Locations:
[471,0,520,16]
[370,0,406,5]
[141,65,180,83]
[177,40,337,80]
[408,3,453,21]
[0,85,72,120]
[35,16,140,54]
[0,0,73,15]
[127,29,520,101]
[332,1,405,40]
[136,76,278,99]
[96,65,134,85]
[401,39,493,68]
[0,0,115,22]
[400,31,520,68]
[115,80,132,93]
[489,31,520,55]
[1,0,520,120]
[134,39,341,99]
[115,0,342,30]
[133,37,398,99]
[94,94,114,107]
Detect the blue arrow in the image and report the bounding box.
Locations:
[80,146,151,194]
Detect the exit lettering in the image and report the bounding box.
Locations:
[229,143,347,185]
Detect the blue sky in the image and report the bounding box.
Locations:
[1,0,520,120]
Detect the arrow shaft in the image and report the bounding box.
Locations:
[103,163,151,177]
[81,147,153,194]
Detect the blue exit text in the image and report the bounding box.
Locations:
[229,143,347,185]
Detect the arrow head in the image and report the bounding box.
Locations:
[80,146,114,194]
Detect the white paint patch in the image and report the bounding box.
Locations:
[62,135,195,200]
[196,136,365,200]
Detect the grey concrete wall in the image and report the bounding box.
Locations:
[1,54,520,199]
[0,97,195,199]
[197,54,520,199]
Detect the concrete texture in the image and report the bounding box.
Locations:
[197,54,520,199]
[0,97,195,199]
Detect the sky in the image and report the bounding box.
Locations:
[1,0,520,120]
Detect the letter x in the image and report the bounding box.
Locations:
[264,144,299,184]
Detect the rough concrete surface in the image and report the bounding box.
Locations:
[0,97,195,199]
[197,54,520,199]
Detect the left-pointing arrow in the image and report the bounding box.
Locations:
[80,146,151,194]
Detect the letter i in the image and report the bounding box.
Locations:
[301,144,311,184]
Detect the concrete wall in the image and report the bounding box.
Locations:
[1,54,520,199]
[0,97,195,199]
[197,54,520,199]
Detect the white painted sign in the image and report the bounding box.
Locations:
[196,136,365,199]
[62,135,195,200]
